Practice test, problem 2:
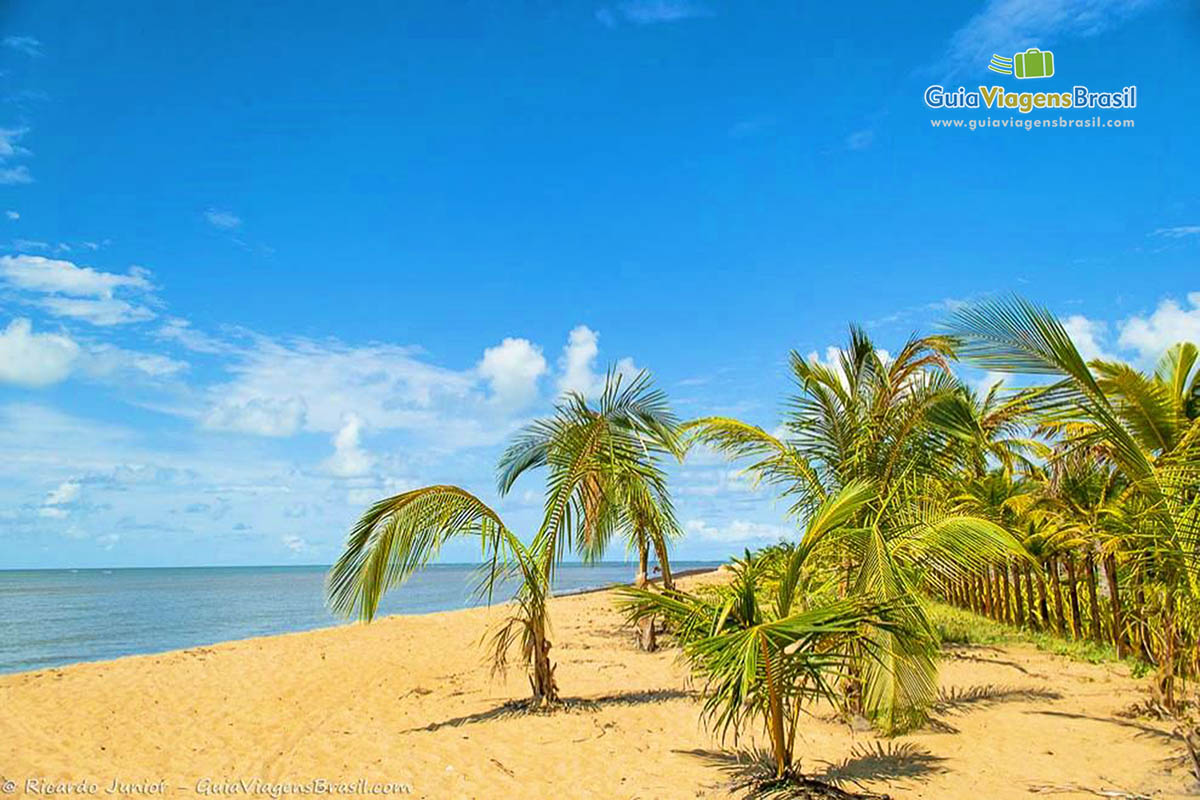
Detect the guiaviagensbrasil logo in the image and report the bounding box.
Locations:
[924,47,1136,116]
[988,48,1054,79]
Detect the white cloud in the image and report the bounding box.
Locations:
[478,337,547,410]
[281,534,311,555]
[324,414,374,477]
[557,325,640,397]
[38,296,156,325]
[204,209,242,230]
[806,345,891,374]
[203,395,308,437]
[1117,293,1200,362]
[601,0,713,25]
[155,317,233,354]
[1152,226,1200,239]
[0,166,33,185]
[0,128,30,160]
[559,325,600,395]
[6,210,19,221]
[0,318,80,387]
[942,0,1159,75]
[40,480,81,518]
[82,343,188,381]
[3,36,42,57]
[1062,314,1114,362]
[199,334,479,439]
[685,518,791,544]
[0,255,157,326]
[0,128,33,184]
[0,255,152,298]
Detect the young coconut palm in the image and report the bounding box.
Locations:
[618,482,910,786]
[497,368,683,649]
[325,485,562,705]
[682,328,1027,733]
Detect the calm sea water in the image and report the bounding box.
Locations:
[0,562,717,675]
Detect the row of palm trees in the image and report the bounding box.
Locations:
[324,296,1199,788]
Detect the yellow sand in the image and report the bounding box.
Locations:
[0,572,1193,799]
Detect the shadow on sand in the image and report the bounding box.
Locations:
[675,745,945,799]
[1024,709,1178,742]
[409,687,696,732]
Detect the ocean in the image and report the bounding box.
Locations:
[0,562,718,675]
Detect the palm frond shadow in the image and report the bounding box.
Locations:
[813,741,948,787]
[1024,709,1179,742]
[942,646,1040,676]
[675,748,893,799]
[932,684,1062,715]
[409,688,695,732]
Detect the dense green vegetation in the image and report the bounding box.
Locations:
[326,296,1199,795]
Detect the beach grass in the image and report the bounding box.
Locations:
[926,599,1147,669]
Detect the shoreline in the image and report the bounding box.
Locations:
[0,572,1191,798]
[0,565,721,680]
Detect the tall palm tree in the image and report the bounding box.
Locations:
[497,369,682,649]
[326,369,683,703]
[683,327,1026,733]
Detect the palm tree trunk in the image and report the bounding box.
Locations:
[1048,556,1067,637]
[1011,561,1025,627]
[991,567,1005,622]
[530,624,558,705]
[658,550,675,592]
[1133,582,1154,662]
[1084,551,1102,643]
[760,634,790,778]
[635,536,657,651]
[1102,554,1125,658]
[1000,562,1013,624]
[1157,590,1177,711]
[981,572,993,618]
[635,536,649,588]
[1064,552,1082,640]
[1024,563,1040,630]
[1036,563,1050,630]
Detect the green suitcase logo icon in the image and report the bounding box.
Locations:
[1013,48,1054,79]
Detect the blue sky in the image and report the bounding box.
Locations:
[0,0,1197,568]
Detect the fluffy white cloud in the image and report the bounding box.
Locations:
[0,318,80,387]
[558,325,600,395]
[557,324,639,397]
[40,480,81,518]
[1117,293,1200,362]
[685,518,790,543]
[1062,314,1114,362]
[0,256,157,325]
[199,334,479,439]
[478,337,547,410]
[324,414,374,477]
[6,210,19,220]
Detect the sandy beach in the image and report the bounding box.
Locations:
[1,572,1193,800]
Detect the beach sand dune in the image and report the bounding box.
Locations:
[1,573,1193,799]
